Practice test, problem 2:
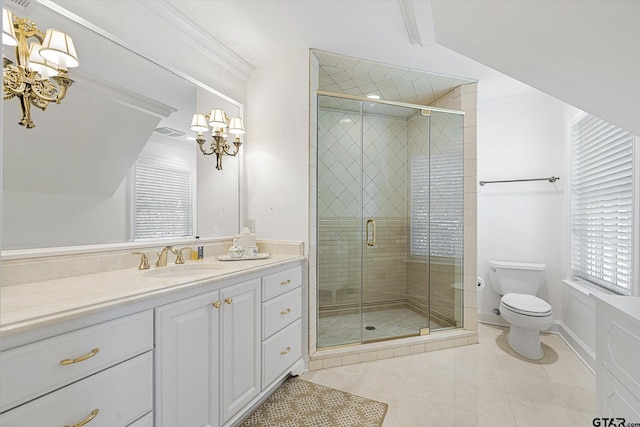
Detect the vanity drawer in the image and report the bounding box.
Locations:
[262,266,302,301]
[262,287,302,339]
[262,319,302,387]
[128,412,154,427]
[0,351,153,427]
[0,310,153,411]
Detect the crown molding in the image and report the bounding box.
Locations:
[134,1,254,81]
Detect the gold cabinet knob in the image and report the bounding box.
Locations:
[280,346,291,355]
[64,408,99,427]
[225,297,233,304]
[280,308,291,315]
[213,301,221,308]
[60,348,100,365]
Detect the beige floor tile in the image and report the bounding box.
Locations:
[393,395,455,426]
[454,408,514,427]
[300,323,595,426]
[454,383,516,424]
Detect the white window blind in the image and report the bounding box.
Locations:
[134,161,192,240]
[411,152,463,258]
[571,114,634,295]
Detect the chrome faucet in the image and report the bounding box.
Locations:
[155,246,178,267]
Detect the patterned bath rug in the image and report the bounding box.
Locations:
[241,376,388,426]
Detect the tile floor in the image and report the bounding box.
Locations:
[301,323,596,426]
[318,307,445,347]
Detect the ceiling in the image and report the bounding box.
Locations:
[167,0,640,136]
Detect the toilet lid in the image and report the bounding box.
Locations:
[501,293,552,316]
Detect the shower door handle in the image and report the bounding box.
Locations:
[366,219,376,247]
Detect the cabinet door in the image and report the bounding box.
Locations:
[155,290,220,427]
[220,279,261,424]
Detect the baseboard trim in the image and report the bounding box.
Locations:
[554,320,596,375]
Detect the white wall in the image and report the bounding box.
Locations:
[477,91,569,324]
[246,49,310,250]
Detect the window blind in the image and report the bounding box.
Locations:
[410,152,463,258]
[134,161,193,240]
[571,114,634,295]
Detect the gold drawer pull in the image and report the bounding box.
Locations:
[64,408,99,427]
[213,301,221,308]
[281,308,291,315]
[60,348,100,366]
[280,346,291,355]
[225,297,233,304]
[280,279,291,285]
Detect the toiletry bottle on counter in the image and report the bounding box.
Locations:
[193,236,203,260]
[191,236,199,260]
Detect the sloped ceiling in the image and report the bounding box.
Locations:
[167,0,638,136]
[429,0,640,136]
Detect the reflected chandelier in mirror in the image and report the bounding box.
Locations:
[2,7,79,128]
[191,108,245,170]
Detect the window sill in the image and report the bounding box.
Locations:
[562,279,620,297]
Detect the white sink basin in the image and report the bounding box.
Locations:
[144,263,224,279]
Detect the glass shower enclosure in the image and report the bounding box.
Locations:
[316,93,464,348]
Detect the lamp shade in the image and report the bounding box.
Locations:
[39,28,79,69]
[28,42,58,77]
[228,117,245,135]
[190,114,209,133]
[2,8,18,46]
[208,108,228,128]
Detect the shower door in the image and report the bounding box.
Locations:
[317,95,432,347]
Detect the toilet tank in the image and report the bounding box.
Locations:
[488,260,546,296]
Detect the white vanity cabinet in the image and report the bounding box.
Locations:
[220,278,261,423]
[261,266,303,387]
[593,294,640,420]
[155,277,267,427]
[1,256,305,427]
[0,311,154,427]
[155,289,221,427]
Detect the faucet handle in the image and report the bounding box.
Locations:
[132,252,150,270]
[175,247,190,264]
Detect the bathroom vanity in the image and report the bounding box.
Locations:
[592,294,640,420]
[0,254,305,427]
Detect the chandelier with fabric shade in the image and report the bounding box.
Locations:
[2,7,79,129]
[190,108,245,170]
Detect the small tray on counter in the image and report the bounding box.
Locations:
[216,253,272,261]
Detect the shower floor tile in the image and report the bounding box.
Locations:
[318,307,443,348]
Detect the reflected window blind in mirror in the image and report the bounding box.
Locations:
[134,160,193,240]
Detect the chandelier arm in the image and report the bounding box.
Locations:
[3,66,28,96]
[29,80,59,104]
[197,140,216,156]
[221,144,240,157]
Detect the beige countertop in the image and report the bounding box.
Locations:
[1,254,304,337]
[591,293,640,324]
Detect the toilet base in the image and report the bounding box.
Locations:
[506,325,543,360]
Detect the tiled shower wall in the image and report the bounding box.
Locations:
[308,50,479,363]
[318,103,465,328]
[318,110,409,310]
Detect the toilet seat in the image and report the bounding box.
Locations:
[501,293,552,317]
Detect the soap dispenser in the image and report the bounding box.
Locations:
[228,237,245,258]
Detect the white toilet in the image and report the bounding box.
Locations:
[488,260,554,360]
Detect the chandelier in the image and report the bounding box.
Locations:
[190,109,245,170]
[2,7,79,129]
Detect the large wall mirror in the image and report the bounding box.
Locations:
[2,1,242,251]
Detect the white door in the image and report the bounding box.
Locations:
[155,290,220,427]
[220,279,261,424]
